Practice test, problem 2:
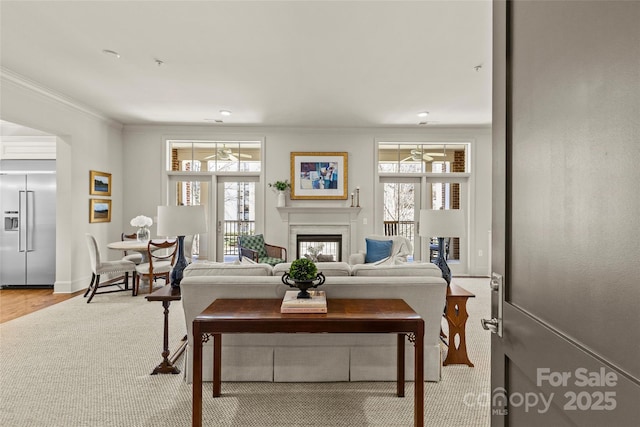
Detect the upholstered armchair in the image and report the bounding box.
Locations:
[237,234,287,266]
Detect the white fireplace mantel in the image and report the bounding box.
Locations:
[276,206,361,222]
[277,207,361,261]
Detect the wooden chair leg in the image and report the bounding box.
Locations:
[135,274,141,297]
[131,272,137,296]
[84,274,95,298]
[86,274,100,303]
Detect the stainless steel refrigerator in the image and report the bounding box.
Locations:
[0,161,56,288]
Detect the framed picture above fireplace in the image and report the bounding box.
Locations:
[290,152,348,200]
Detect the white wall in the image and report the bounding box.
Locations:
[124,125,492,276]
[1,73,126,292]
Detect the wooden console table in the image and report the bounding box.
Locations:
[145,285,187,375]
[443,283,475,367]
[192,298,425,427]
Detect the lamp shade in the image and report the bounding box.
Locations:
[419,209,465,238]
[156,205,207,237]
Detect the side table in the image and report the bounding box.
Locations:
[145,285,187,374]
[443,283,475,367]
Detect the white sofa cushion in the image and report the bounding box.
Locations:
[273,261,352,277]
[183,261,273,277]
[351,261,442,277]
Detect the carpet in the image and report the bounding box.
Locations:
[0,277,490,426]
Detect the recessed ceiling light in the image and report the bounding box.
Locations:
[220,110,231,116]
[102,49,120,58]
[417,112,429,118]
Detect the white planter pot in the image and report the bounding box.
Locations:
[277,191,286,207]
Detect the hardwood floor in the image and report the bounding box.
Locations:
[0,288,84,324]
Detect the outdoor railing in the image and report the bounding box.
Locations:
[223,220,256,256]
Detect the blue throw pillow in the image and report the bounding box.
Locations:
[365,238,393,263]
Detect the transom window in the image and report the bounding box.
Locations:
[378,143,469,174]
[167,140,261,172]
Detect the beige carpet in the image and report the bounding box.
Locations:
[0,277,490,426]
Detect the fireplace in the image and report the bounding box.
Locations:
[281,207,360,264]
[296,234,342,262]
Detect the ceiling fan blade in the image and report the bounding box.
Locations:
[231,152,252,159]
[424,152,446,157]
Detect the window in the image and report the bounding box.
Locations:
[378,143,468,174]
[168,140,261,172]
[377,141,470,268]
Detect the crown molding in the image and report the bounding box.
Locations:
[0,66,123,129]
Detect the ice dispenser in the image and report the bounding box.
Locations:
[4,211,18,231]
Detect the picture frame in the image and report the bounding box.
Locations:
[89,170,111,196]
[89,199,112,223]
[290,152,348,200]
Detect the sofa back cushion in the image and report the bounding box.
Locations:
[273,261,352,277]
[351,262,442,277]
[183,261,273,277]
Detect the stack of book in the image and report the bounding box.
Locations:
[280,290,327,313]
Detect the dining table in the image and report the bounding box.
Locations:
[107,239,152,263]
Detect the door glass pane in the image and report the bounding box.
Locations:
[427,183,462,263]
[222,181,255,262]
[172,179,209,260]
[383,182,416,259]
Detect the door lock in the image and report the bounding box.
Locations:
[481,318,500,334]
[480,272,504,337]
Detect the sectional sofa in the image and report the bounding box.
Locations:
[180,260,447,384]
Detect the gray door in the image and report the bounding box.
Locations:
[489,1,640,425]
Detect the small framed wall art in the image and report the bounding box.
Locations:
[89,170,111,196]
[290,152,348,200]
[89,199,112,223]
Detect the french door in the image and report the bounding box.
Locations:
[380,178,421,261]
[216,176,260,262]
[167,175,212,260]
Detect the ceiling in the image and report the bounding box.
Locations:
[0,1,492,128]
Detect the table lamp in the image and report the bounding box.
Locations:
[157,205,207,288]
[419,209,465,285]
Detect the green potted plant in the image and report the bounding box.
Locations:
[268,180,291,192]
[268,180,291,207]
[288,258,318,282]
[281,258,325,298]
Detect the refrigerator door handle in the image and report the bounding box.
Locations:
[18,190,26,252]
[26,190,35,252]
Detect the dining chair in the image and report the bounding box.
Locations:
[121,232,143,264]
[134,239,178,295]
[84,234,137,303]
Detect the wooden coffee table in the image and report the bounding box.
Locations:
[192,298,425,427]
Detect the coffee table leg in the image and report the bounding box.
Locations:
[397,333,405,397]
[213,333,221,397]
[192,325,202,427]
[414,322,424,427]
